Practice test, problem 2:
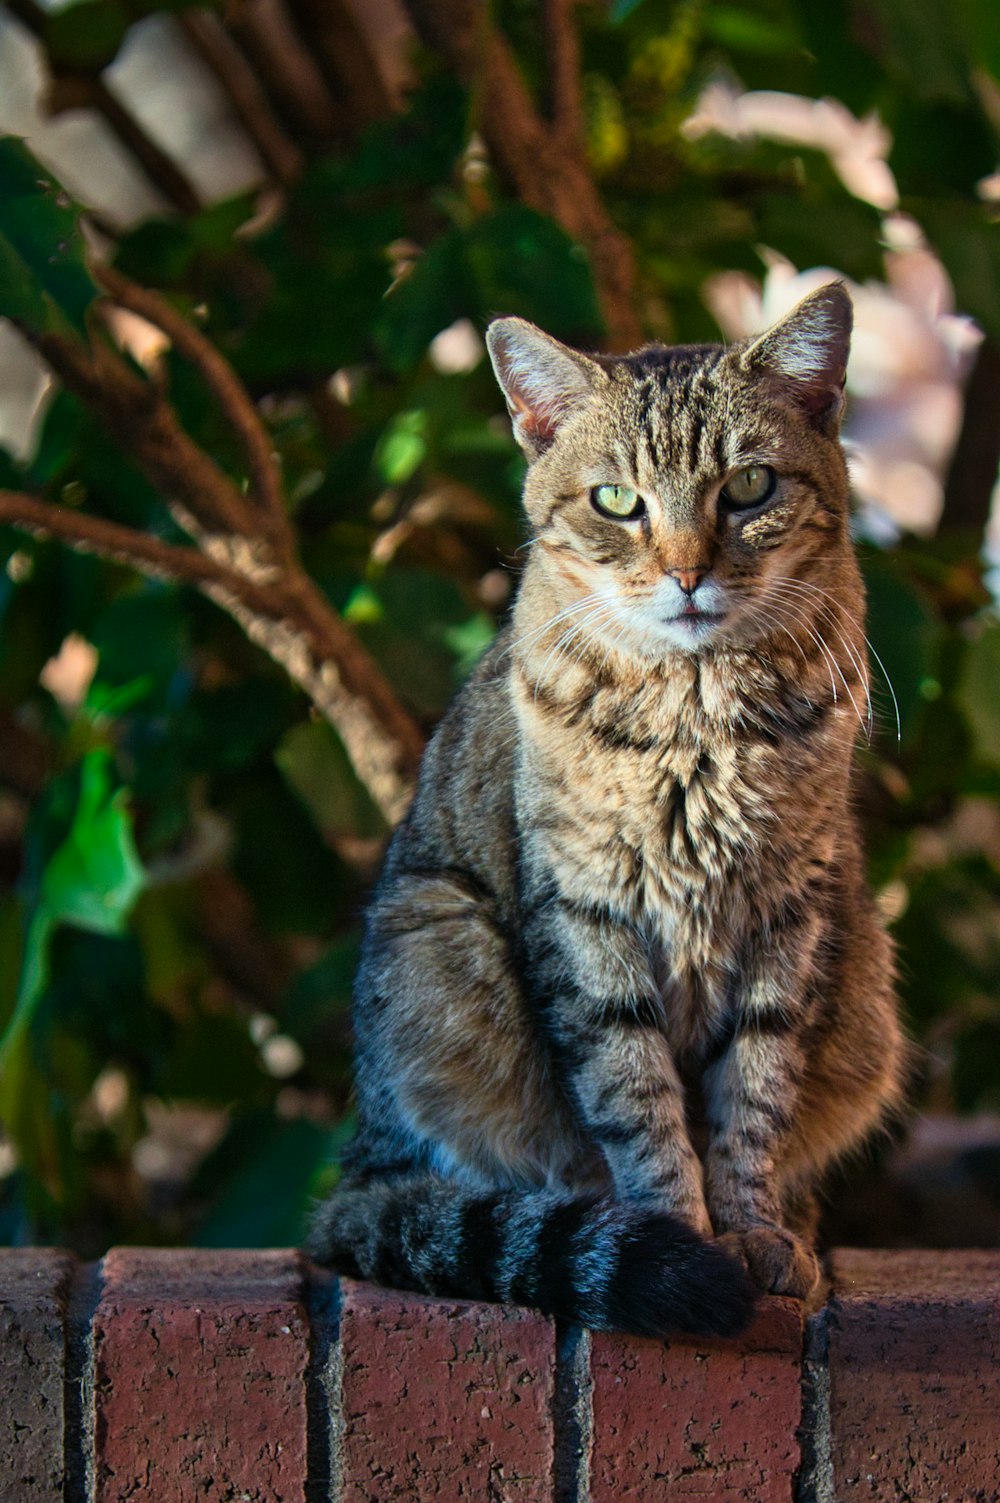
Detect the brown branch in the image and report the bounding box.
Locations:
[0,485,424,821]
[0,489,282,608]
[15,302,426,817]
[939,338,1000,537]
[403,0,640,348]
[6,0,202,216]
[94,266,295,563]
[283,0,402,124]
[36,332,258,543]
[543,0,585,151]
[83,78,203,216]
[6,309,426,817]
[223,0,347,145]
[178,9,304,186]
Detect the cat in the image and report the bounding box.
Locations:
[307,282,905,1337]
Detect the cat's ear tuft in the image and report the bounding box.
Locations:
[486,318,603,457]
[745,282,852,431]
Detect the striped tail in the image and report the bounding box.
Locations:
[306,1175,756,1338]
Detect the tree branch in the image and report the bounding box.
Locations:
[404,0,640,347]
[81,77,203,216]
[0,488,257,595]
[223,0,347,146]
[542,0,585,151]
[36,331,258,542]
[13,285,427,819]
[939,338,1000,537]
[283,0,403,125]
[94,265,295,564]
[178,8,304,186]
[0,483,424,823]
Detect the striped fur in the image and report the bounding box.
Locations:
[307,285,905,1335]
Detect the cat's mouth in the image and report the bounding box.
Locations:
[665,607,726,630]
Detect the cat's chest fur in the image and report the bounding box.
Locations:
[514,645,845,1009]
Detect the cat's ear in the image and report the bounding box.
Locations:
[745,283,852,431]
[486,318,604,457]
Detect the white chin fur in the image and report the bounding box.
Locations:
[596,608,727,659]
[657,616,726,652]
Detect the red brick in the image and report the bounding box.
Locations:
[337,1278,556,1500]
[589,1297,803,1501]
[0,1248,75,1501]
[827,1248,1000,1503]
[93,1247,309,1503]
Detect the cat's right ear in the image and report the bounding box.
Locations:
[486,318,604,458]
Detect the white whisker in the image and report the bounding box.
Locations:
[769,574,899,742]
[766,580,872,739]
[499,591,605,662]
[531,603,624,703]
[762,585,869,741]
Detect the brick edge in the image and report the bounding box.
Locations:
[2,1248,999,1502]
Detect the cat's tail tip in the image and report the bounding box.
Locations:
[605,1210,759,1338]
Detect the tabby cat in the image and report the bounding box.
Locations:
[307,283,905,1337]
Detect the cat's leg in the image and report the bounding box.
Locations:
[700,912,823,1297]
[781,1180,821,1242]
[360,872,585,1188]
[703,879,905,1297]
[525,895,711,1236]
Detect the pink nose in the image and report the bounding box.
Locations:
[668,567,707,596]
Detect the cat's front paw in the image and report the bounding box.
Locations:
[717,1225,819,1299]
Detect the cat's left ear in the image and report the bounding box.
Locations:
[744,283,852,433]
[486,317,605,458]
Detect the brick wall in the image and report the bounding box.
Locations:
[2,1247,997,1501]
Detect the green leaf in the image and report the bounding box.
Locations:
[192,1112,350,1247]
[741,143,887,279]
[890,100,996,198]
[228,770,348,934]
[282,931,360,1046]
[0,139,98,336]
[957,619,1000,768]
[793,2,883,115]
[954,1018,1000,1112]
[861,551,939,743]
[373,230,470,373]
[440,611,496,680]
[1,751,144,1065]
[156,1012,264,1104]
[374,208,602,374]
[352,569,494,717]
[33,750,145,935]
[44,0,129,70]
[463,205,603,339]
[88,586,189,710]
[316,75,468,197]
[275,720,386,841]
[373,409,428,484]
[702,8,800,56]
[865,0,978,105]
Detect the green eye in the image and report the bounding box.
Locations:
[591,483,644,519]
[722,465,777,509]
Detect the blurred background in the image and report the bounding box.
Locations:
[0,0,999,1255]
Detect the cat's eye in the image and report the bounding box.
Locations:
[722,465,777,509]
[591,483,645,519]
